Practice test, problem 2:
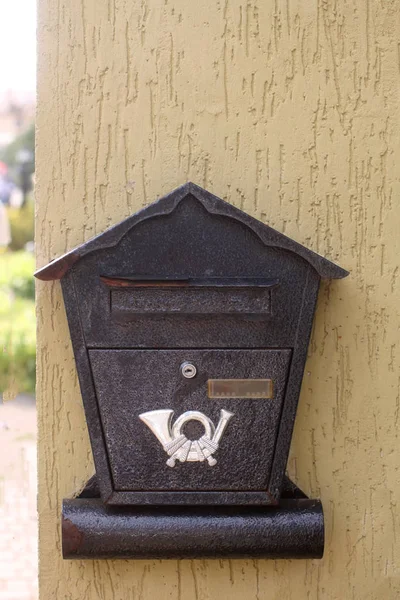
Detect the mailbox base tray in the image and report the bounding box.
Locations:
[62,477,324,560]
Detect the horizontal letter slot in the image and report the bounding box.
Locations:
[102,278,279,318]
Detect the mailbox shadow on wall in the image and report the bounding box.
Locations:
[35,183,348,560]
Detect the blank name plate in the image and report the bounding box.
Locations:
[208,379,273,399]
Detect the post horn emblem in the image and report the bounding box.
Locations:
[139,409,234,467]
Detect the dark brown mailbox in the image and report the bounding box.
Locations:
[35,182,348,560]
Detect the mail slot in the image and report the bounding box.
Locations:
[102,277,278,319]
[35,182,348,559]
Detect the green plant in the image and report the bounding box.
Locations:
[7,200,34,251]
[0,327,36,396]
[9,274,35,300]
[0,252,36,396]
[0,250,35,298]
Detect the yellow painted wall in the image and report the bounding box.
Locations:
[36,1,400,598]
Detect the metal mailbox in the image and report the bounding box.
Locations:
[35,182,348,559]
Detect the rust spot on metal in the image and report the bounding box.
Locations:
[100,277,190,288]
[62,516,84,557]
[100,276,280,289]
[35,254,80,281]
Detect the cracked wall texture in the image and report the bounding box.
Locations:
[36,0,400,598]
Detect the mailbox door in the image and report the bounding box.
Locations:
[89,349,292,497]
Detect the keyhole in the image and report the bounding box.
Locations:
[181,362,197,379]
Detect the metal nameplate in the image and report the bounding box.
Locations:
[208,379,273,399]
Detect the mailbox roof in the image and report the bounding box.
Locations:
[35,182,348,281]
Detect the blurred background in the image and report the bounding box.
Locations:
[0,1,37,599]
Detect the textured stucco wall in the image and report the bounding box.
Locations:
[36,1,400,598]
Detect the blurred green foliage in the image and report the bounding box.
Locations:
[7,199,34,251]
[0,251,36,396]
[0,123,35,175]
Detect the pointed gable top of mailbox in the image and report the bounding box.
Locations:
[35,182,348,281]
